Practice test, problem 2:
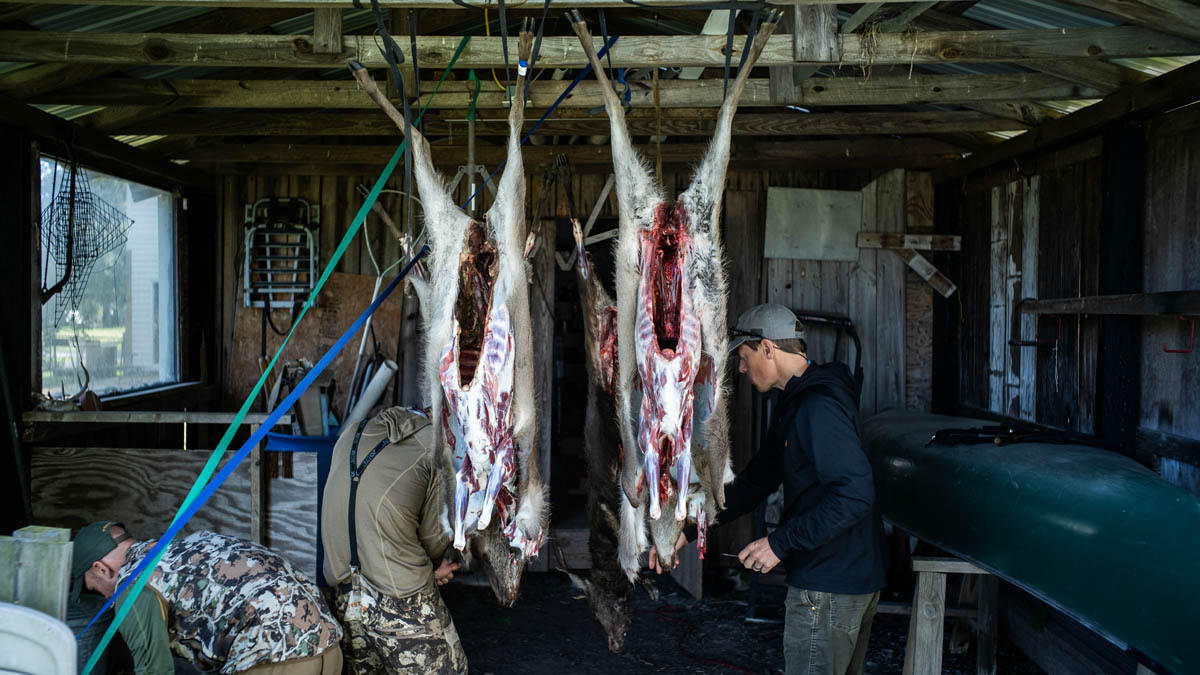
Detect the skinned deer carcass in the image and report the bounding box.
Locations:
[348,25,545,606]
[568,10,782,576]
[571,220,633,653]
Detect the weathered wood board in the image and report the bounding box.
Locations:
[30,447,320,579]
[230,272,408,421]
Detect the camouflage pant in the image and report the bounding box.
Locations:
[334,578,467,675]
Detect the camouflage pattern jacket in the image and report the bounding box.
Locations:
[118,531,342,674]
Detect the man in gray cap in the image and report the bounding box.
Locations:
[655,303,887,675]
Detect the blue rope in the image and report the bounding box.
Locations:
[462,35,619,210]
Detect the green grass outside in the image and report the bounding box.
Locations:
[51,326,125,343]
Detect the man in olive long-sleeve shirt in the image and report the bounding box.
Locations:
[321,406,466,674]
[657,304,887,675]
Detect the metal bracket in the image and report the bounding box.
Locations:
[1163,316,1195,354]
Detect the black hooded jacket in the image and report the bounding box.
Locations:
[714,361,887,594]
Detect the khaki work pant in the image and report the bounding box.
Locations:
[241,645,344,675]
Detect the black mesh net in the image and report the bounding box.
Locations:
[40,164,134,326]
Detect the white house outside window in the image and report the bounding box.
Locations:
[39,158,178,396]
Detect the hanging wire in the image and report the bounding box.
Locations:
[483,7,508,91]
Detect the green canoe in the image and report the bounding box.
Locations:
[863,410,1200,673]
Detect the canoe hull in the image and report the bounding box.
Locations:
[863,411,1200,673]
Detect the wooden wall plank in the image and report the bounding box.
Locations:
[820,261,849,364]
[988,184,1008,415]
[1019,176,1040,421]
[875,169,907,412]
[1141,121,1200,489]
[904,171,934,412]
[719,190,765,562]
[850,177,879,414]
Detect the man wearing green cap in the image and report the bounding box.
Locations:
[656,303,887,675]
[72,522,344,674]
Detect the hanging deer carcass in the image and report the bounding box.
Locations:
[348,24,546,606]
[570,219,633,652]
[567,10,782,578]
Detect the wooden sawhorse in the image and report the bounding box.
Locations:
[903,556,999,675]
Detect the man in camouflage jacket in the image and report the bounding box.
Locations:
[72,521,343,674]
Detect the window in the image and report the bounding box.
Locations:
[39,158,178,397]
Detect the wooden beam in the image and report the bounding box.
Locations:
[912,556,989,575]
[935,58,1200,182]
[0,28,1193,70]
[0,94,208,189]
[32,74,1105,109]
[1,0,951,7]
[171,137,966,168]
[964,101,1061,126]
[22,410,292,424]
[0,8,306,100]
[1017,291,1200,316]
[1055,0,1200,44]
[121,110,1029,136]
[892,248,957,298]
[915,9,1152,93]
[857,232,962,251]
[771,5,837,103]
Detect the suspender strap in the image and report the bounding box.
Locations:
[347,417,392,570]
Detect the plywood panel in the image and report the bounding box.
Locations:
[31,447,254,541]
[266,452,320,579]
[229,272,407,420]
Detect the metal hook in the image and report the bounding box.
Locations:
[1163,316,1195,354]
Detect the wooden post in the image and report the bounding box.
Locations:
[313,8,343,55]
[770,5,838,103]
[906,570,947,675]
[904,556,995,675]
[0,526,73,621]
[976,575,999,675]
[250,423,264,544]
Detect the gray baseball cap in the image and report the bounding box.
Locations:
[728,303,806,352]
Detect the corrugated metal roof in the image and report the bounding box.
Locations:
[26,5,214,32]
[4,1,1197,151]
[963,0,1119,30]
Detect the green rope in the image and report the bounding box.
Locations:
[80,35,472,675]
[467,69,481,121]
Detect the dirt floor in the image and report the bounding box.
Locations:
[443,570,1045,674]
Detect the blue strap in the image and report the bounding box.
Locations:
[463,35,619,210]
[74,247,428,647]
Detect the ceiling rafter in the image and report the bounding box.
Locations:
[0,28,1193,70]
